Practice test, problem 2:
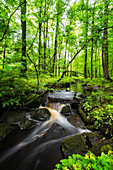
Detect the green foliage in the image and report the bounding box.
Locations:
[54,151,113,170]
[83,90,113,136]
[0,67,33,109]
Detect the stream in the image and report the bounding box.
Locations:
[0,84,89,170]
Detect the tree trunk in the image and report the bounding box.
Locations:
[3,40,6,69]
[21,0,27,74]
[43,0,47,71]
[103,0,110,79]
[91,37,93,79]
[95,40,97,78]
[38,6,42,74]
[84,0,88,78]
[98,48,101,78]
[52,13,59,76]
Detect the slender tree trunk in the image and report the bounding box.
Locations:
[84,45,87,78]
[21,0,27,74]
[43,0,47,71]
[3,40,6,69]
[52,13,59,76]
[95,40,97,78]
[91,37,93,79]
[103,0,110,79]
[38,6,42,74]
[98,48,101,78]
[102,42,105,77]
[84,0,88,78]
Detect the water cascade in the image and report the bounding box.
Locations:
[0,91,89,170]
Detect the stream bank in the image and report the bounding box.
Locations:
[0,81,113,170]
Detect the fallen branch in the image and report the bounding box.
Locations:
[0,0,26,42]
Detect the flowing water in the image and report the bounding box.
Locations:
[0,90,89,170]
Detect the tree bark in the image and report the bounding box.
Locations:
[103,0,110,79]
[52,13,59,76]
[38,5,42,74]
[3,40,6,69]
[21,0,27,74]
[84,0,88,78]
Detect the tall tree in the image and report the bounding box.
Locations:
[84,0,89,78]
[21,0,27,74]
[102,0,110,79]
[38,1,43,74]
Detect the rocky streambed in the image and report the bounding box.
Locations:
[0,89,113,170]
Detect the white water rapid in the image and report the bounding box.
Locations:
[0,102,90,170]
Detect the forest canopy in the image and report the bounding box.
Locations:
[0,0,113,109]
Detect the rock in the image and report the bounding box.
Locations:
[19,117,40,130]
[43,123,66,141]
[61,134,88,158]
[1,110,39,130]
[61,132,102,158]
[0,123,15,141]
[1,111,26,124]
[82,132,100,147]
[78,103,89,124]
[91,138,113,156]
[60,104,72,116]
[32,107,51,121]
[68,114,86,129]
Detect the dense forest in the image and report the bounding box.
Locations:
[0,0,113,169]
[0,0,113,107]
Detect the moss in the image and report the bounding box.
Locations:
[61,134,88,158]
[78,104,89,124]
[91,139,113,156]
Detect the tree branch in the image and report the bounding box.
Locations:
[0,0,26,42]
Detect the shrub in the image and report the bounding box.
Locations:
[54,151,113,170]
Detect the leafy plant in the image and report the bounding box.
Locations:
[54,151,113,170]
[83,91,113,136]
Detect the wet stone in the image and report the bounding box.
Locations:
[32,107,51,121]
[60,104,72,116]
[68,114,86,129]
[0,123,15,141]
[61,134,88,158]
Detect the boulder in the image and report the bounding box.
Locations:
[1,111,39,130]
[61,132,101,158]
[60,104,72,116]
[32,107,51,121]
[91,138,113,156]
[19,117,40,130]
[68,114,86,129]
[61,134,88,158]
[82,132,100,147]
[1,111,26,124]
[0,123,15,141]
[78,103,89,124]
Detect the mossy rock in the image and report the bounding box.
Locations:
[19,117,40,130]
[1,111,26,124]
[61,134,88,158]
[32,107,51,121]
[78,104,89,124]
[60,104,72,116]
[68,114,85,129]
[82,132,100,147]
[86,125,97,131]
[0,123,15,141]
[91,138,113,156]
